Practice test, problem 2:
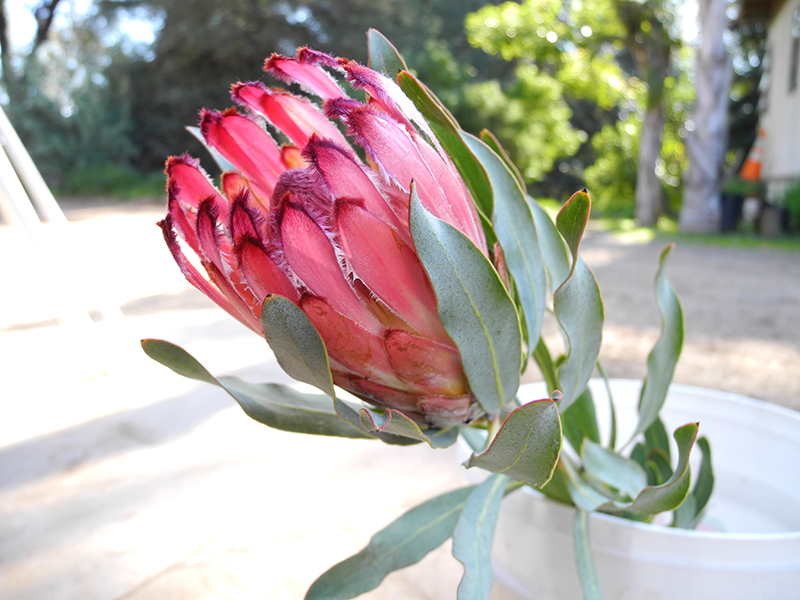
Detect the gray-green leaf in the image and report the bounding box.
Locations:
[463,132,548,356]
[305,486,476,600]
[141,339,371,439]
[467,399,562,488]
[453,474,510,600]
[367,28,407,74]
[261,294,335,398]
[628,245,684,443]
[410,185,521,416]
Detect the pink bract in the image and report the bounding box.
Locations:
[160,48,487,427]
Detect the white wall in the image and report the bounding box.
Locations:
[761,0,800,199]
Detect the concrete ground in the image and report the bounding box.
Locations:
[1,198,799,599]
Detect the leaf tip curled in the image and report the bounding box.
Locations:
[551,389,563,403]
[659,243,676,265]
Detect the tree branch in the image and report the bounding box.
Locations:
[32,0,64,52]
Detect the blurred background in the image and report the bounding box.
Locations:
[1,1,799,599]
[1,0,793,232]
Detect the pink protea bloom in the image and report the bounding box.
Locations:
[160,48,487,427]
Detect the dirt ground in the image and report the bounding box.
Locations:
[2,197,799,600]
[9,197,800,410]
[567,226,800,410]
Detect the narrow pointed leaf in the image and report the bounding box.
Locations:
[556,190,590,259]
[692,437,714,515]
[141,339,371,438]
[575,510,605,600]
[453,474,509,600]
[463,132,547,355]
[605,423,698,515]
[628,245,684,443]
[305,486,476,600]
[528,197,571,290]
[553,257,604,411]
[261,294,335,398]
[397,72,494,220]
[553,192,603,411]
[141,338,216,384]
[582,439,648,500]
[410,186,521,415]
[596,362,617,451]
[367,29,407,74]
[673,436,714,529]
[467,399,561,488]
[358,407,460,448]
[480,129,525,189]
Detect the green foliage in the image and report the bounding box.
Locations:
[55,164,165,198]
[461,65,583,181]
[584,116,640,215]
[782,181,800,232]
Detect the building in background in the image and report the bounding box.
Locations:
[742,0,800,203]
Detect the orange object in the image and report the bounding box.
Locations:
[741,129,765,181]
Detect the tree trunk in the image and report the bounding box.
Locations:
[635,103,665,226]
[680,0,733,233]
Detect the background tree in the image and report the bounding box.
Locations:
[680,0,733,232]
[466,0,686,220]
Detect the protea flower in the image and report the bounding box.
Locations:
[160,48,488,428]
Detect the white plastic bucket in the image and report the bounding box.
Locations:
[487,380,800,600]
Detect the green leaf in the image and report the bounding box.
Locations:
[692,437,714,515]
[582,439,648,500]
[574,510,605,600]
[141,337,216,384]
[644,417,672,464]
[219,378,370,438]
[397,72,494,222]
[141,339,372,439]
[463,132,548,356]
[358,407,460,449]
[553,257,604,411]
[672,494,698,529]
[453,474,509,600]
[397,70,460,130]
[628,245,684,444]
[556,190,591,259]
[528,196,571,291]
[561,387,600,453]
[479,129,525,189]
[538,461,573,504]
[467,399,561,487]
[606,423,698,516]
[645,449,673,486]
[553,191,604,411]
[332,397,421,446]
[261,295,334,398]
[672,436,714,529]
[367,29,408,74]
[410,185,522,415]
[533,337,559,393]
[305,486,476,600]
[595,362,617,451]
